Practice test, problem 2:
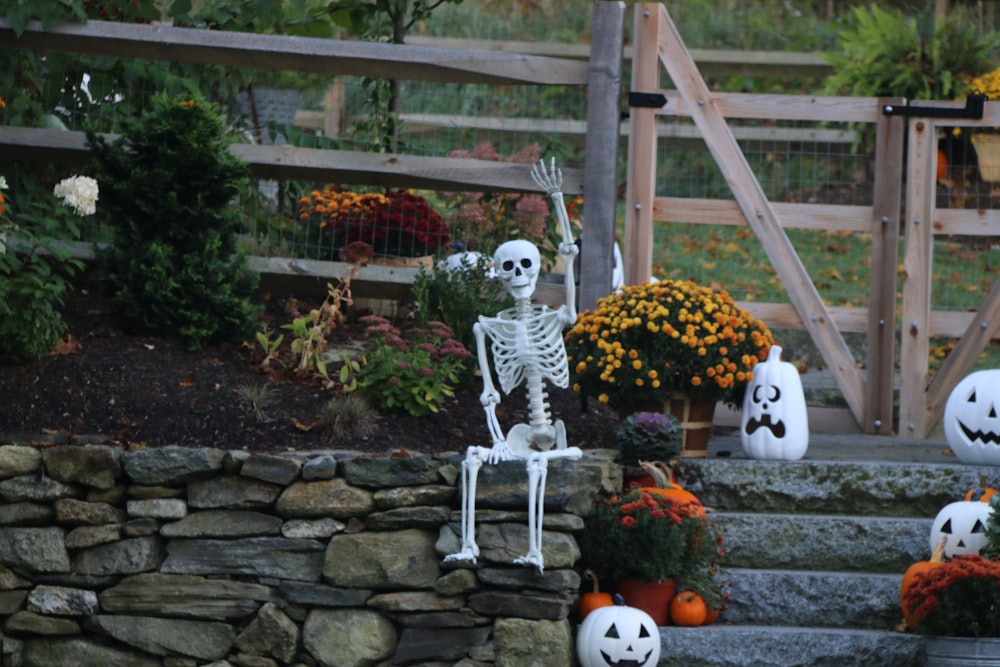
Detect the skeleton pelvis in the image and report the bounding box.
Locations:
[505,421,567,455]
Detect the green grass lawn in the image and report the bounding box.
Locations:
[649,222,1000,372]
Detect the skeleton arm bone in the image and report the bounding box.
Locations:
[530,159,578,324]
[473,320,506,449]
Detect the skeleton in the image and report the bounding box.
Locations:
[444,159,582,572]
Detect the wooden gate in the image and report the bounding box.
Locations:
[624,3,906,435]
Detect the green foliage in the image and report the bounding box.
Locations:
[615,412,682,467]
[1,0,86,37]
[353,315,472,417]
[411,255,512,355]
[87,91,260,350]
[983,495,1000,560]
[821,5,997,101]
[0,180,86,360]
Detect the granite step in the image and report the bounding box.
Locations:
[712,511,932,572]
[655,625,923,667]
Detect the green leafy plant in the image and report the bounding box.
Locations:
[0,175,89,360]
[821,5,996,101]
[578,489,724,606]
[88,92,261,350]
[353,315,472,416]
[411,254,512,355]
[615,411,682,467]
[277,241,372,385]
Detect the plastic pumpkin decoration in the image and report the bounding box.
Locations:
[739,345,809,461]
[638,461,704,517]
[577,595,661,667]
[669,590,708,627]
[929,498,993,557]
[900,538,945,629]
[943,370,1000,465]
[579,570,614,621]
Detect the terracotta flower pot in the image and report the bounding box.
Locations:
[615,579,677,626]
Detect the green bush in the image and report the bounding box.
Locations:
[88,92,260,349]
[411,255,513,356]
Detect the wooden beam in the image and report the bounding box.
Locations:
[653,198,874,233]
[622,3,661,285]
[925,274,1000,430]
[650,2,865,426]
[579,0,625,310]
[0,126,584,194]
[898,118,937,438]
[663,90,882,124]
[864,98,905,435]
[0,18,589,86]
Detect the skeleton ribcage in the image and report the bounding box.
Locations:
[483,308,569,396]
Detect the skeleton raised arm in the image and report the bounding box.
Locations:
[530,157,578,325]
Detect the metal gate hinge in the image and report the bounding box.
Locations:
[883,94,987,119]
[628,91,668,109]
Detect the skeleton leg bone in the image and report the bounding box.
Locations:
[443,445,491,564]
[513,446,583,571]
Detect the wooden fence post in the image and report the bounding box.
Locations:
[579,0,626,311]
[623,4,661,286]
[865,98,905,435]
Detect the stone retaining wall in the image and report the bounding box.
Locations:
[0,443,617,667]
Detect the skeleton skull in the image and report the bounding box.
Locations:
[494,240,541,300]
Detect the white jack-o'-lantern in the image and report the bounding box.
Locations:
[929,499,994,557]
[740,345,809,461]
[576,597,660,667]
[944,370,1000,465]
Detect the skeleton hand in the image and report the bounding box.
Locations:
[488,442,515,464]
[559,240,579,259]
[530,158,563,195]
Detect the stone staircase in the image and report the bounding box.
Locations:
[650,432,998,667]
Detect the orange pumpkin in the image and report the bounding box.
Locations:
[703,604,721,626]
[936,148,948,181]
[963,476,997,503]
[579,569,613,621]
[638,461,705,517]
[900,538,946,629]
[670,590,708,627]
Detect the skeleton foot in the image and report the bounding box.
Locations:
[443,546,479,565]
[514,550,545,572]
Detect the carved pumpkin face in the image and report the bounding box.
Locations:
[576,601,660,667]
[944,370,1000,465]
[740,345,809,460]
[930,499,993,557]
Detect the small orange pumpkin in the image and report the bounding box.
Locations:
[900,537,946,629]
[936,149,948,181]
[670,590,708,627]
[963,475,997,503]
[638,461,705,517]
[578,569,614,621]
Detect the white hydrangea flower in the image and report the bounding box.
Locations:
[53,175,99,216]
[0,176,7,190]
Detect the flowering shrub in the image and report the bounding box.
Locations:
[615,411,682,466]
[903,555,1000,638]
[299,187,450,258]
[566,281,774,408]
[578,489,724,605]
[442,142,580,267]
[0,174,91,359]
[354,315,473,417]
[971,66,1000,101]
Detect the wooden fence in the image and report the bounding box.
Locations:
[626,2,1000,438]
[0,4,624,309]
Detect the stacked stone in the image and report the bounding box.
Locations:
[0,443,614,667]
